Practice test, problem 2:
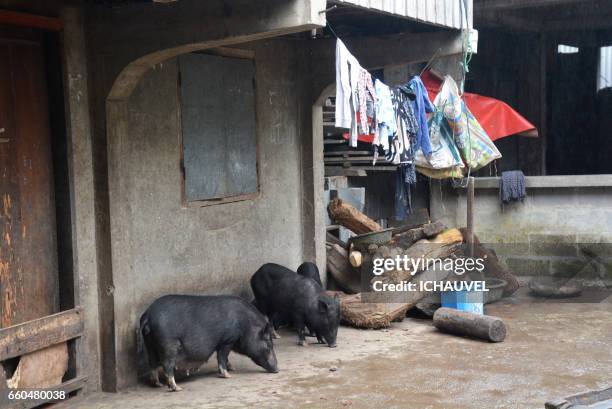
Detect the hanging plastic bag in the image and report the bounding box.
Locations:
[437,76,502,170]
[416,165,464,179]
[414,110,464,170]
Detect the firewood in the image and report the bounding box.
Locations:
[326,243,360,294]
[349,251,363,267]
[332,292,408,329]
[433,308,507,342]
[327,198,382,235]
[430,228,463,244]
[422,221,446,238]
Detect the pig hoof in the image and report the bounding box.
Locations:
[218,369,232,378]
[298,340,308,347]
[170,385,183,392]
[152,380,163,388]
[272,330,281,339]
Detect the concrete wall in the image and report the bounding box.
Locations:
[105,41,310,388]
[431,176,612,284]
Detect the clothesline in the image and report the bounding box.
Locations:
[333,35,502,220]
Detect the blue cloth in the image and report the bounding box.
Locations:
[407,76,435,157]
[394,164,416,221]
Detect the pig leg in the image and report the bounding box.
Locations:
[149,366,164,387]
[161,342,182,392]
[270,313,282,339]
[217,344,233,378]
[294,314,308,347]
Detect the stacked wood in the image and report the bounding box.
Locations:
[329,292,409,329]
[433,307,507,342]
[326,243,360,294]
[392,221,446,248]
[459,228,520,296]
[374,228,464,285]
[327,198,382,234]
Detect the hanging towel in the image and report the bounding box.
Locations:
[406,76,434,157]
[335,39,361,146]
[500,170,526,207]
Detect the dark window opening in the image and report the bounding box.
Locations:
[178,52,258,204]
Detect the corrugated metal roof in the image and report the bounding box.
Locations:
[331,0,472,29]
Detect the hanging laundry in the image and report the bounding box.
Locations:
[386,87,418,165]
[405,75,435,157]
[373,79,396,154]
[394,164,417,221]
[500,170,526,209]
[335,39,362,147]
[357,68,377,135]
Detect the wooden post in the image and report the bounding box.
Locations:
[466,176,475,258]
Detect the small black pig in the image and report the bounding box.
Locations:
[297,262,323,286]
[251,263,340,347]
[139,295,278,392]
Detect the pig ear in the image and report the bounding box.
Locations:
[261,322,272,339]
[318,299,328,313]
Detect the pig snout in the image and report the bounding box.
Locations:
[264,349,279,373]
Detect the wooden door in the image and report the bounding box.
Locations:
[0,38,59,328]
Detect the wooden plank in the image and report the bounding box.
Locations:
[7,343,68,389]
[0,10,62,31]
[4,376,88,409]
[324,156,386,163]
[0,308,83,361]
[324,167,367,177]
[324,150,372,156]
[324,165,397,172]
[0,40,59,328]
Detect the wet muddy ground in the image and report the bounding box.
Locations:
[66,291,612,409]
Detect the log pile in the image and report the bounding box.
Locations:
[326,199,519,329]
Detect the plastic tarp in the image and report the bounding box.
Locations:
[421,71,537,141]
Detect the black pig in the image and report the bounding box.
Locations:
[139,295,278,391]
[251,263,340,347]
[297,262,323,286]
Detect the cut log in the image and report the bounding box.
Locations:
[392,221,447,248]
[393,228,424,248]
[430,228,463,245]
[459,228,520,296]
[374,239,463,285]
[433,307,507,342]
[328,198,382,235]
[331,292,408,329]
[422,221,447,238]
[326,243,360,294]
[349,251,363,267]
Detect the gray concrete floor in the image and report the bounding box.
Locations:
[66,290,612,409]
